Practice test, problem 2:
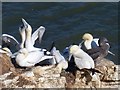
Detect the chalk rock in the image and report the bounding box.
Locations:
[95,58,117,81]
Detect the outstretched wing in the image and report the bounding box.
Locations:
[31,26,45,45]
[1,34,20,50]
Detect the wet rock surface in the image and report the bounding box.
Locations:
[0,53,120,89]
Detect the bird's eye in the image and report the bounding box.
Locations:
[20,25,24,29]
[105,41,109,43]
[19,51,22,53]
[25,25,28,28]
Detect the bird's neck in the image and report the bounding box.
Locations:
[26,31,32,40]
[25,29,32,45]
[85,40,92,49]
[74,50,87,59]
[20,31,26,49]
[25,29,34,51]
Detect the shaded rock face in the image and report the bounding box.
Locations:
[0,54,15,75]
[0,53,119,88]
[95,58,118,81]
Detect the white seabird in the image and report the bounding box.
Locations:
[69,45,95,69]
[69,45,102,84]
[51,46,68,70]
[80,33,115,58]
[81,33,98,50]
[15,18,54,67]
[21,18,45,52]
[21,18,53,61]
[1,18,49,56]
[1,19,46,52]
[15,48,52,67]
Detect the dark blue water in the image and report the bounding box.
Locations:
[2,2,119,64]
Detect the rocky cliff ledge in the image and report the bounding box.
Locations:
[0,53,120,89]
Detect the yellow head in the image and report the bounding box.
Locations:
[19,27,26,49]
[69,45,79,54]
[19,48,28,55]
[22,18,32,38]
[82,33,93,41]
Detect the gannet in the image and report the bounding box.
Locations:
[80,33,115,60]
[1,19,46,52]
[15,18,54,67]
[69,45,103,84]
[51,46,68,70]
[21,18,45,52]
[15,48,53,67]
[69,45,95,69]
[22,18,54,62]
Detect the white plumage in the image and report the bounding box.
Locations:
[69,45,95,70]
[15,18,53,67]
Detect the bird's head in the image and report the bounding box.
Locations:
[19,48,28,56]
[82,33,93,41]
[69,45,79,54]
[98,37,110,47]
[21,18,32,35]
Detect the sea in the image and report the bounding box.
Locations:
[2,2,119,64]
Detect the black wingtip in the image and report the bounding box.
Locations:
[49,41,55,52]
[88,68,103,75]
